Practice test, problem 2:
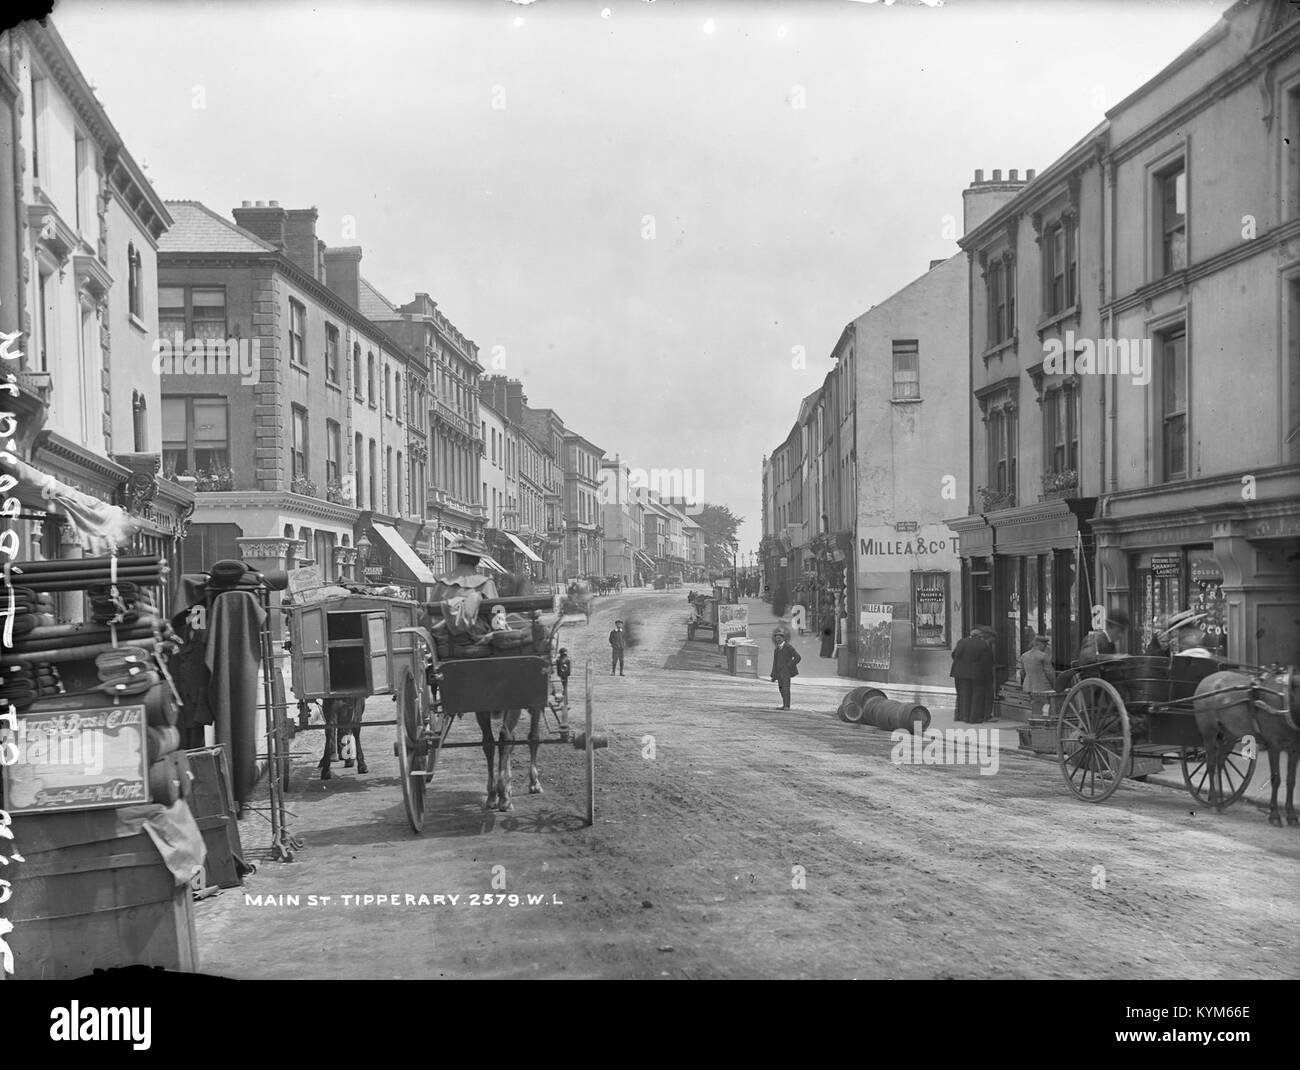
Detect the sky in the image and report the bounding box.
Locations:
[50,0,1232,557]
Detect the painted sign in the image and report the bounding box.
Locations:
[858,603,894,670]
[858,524,958,564]
[1150,555,1181,578]
[717,603,749,647]
[894,521,919,532]
[1,704,149,814]
[287,563,325,596]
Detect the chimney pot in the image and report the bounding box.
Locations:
[270,200,280,207]
[1026,168,1036,181]
[241,200,251,208]
[1009,169,1018,181]
[974,169,984,183]
[255,200,265,207]
[992,169,1002,182]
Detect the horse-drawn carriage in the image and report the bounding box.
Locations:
[283,592,605,834]
[1048,652,1297,824]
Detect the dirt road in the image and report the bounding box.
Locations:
[194,589,1300,979]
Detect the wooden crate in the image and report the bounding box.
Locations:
[185,747,244,889]
[8,808,198,979]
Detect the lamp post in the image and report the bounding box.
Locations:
[356,533,373,586]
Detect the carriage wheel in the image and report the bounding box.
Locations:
[1180,742,1256,809]
[1057,678,1131,802]
[394,667,433,833]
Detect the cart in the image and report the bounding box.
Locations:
[284,593,605,834]
[1050,653,1291,805]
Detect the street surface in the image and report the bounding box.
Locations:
[195,588,1300,979]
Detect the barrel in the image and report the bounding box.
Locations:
[836,687,885,723]
[861,693,931,733]
[6,808,199,978]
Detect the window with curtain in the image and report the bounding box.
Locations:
[1160,164,1187,275]
[291,405,308,480]
[324,323,339,384]
[326,419,341,486]
[288,299,306,365]
[162,396,229,478]
[1159,326,1188,481]
[892,340,920,400]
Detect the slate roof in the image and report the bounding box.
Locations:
[358,276,399,320]
[160,201,277,254]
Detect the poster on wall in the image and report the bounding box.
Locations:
[717,603,749,647]
[911,573,949,648]
[858,603,894,670]
[1,704,149,814]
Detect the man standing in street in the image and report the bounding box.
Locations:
[609,619,627,675]
[770,629,801,710]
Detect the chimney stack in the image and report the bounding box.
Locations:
[962,167,1032,236]
[323,246,363,309]
[232,201,287,248]
[283,208,322,281]
[1026,169,1036,181]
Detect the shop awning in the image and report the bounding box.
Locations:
[478,553,508,574]
[504,531,542,563]
[440,529,458,544]
[372,522,438,585]
[634,550,656,568]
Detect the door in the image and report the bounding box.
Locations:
[366,612,391,693]
[294,605,329,699]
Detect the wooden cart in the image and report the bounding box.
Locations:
[1051,654,1292,805]
[283,593,605,834]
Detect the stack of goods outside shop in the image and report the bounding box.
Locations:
[1,470,269,978]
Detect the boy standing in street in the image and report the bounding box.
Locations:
[609,620,627,675]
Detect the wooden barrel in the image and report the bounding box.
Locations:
[861,694,931,733]
[836,687,885,723]
[7,808,199,979]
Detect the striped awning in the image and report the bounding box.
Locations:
[504,530,542,563]
[634,550,656,568]
[477,553,508,575]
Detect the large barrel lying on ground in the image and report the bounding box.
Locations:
[836,686,930,733]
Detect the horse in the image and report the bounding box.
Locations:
[1192,667,1299,827]
[476,706,544,811]
[319,695,367,780]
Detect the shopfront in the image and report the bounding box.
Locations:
[1092,467,1300,667]
[854,522,962,687]
[950,498,1096,679]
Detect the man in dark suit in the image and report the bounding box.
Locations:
[609,619,626,675]
[950,626,995,723]
[770,631,801,710]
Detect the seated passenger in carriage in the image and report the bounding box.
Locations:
[430,536,499,603]
[1166,609,1213,659]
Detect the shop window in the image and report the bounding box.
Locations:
[911,571,949,648]
[1289,277,1300,463]
[1133,551,1183,654]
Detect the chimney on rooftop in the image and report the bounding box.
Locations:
[962,167,1031,236]
[232,201,287,249]
[283,208,322,281]
[324,246,363,310]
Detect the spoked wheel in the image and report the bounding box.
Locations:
[1057,678,1131,802]
[393,667,435,833]
[1180,742,1256,808]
